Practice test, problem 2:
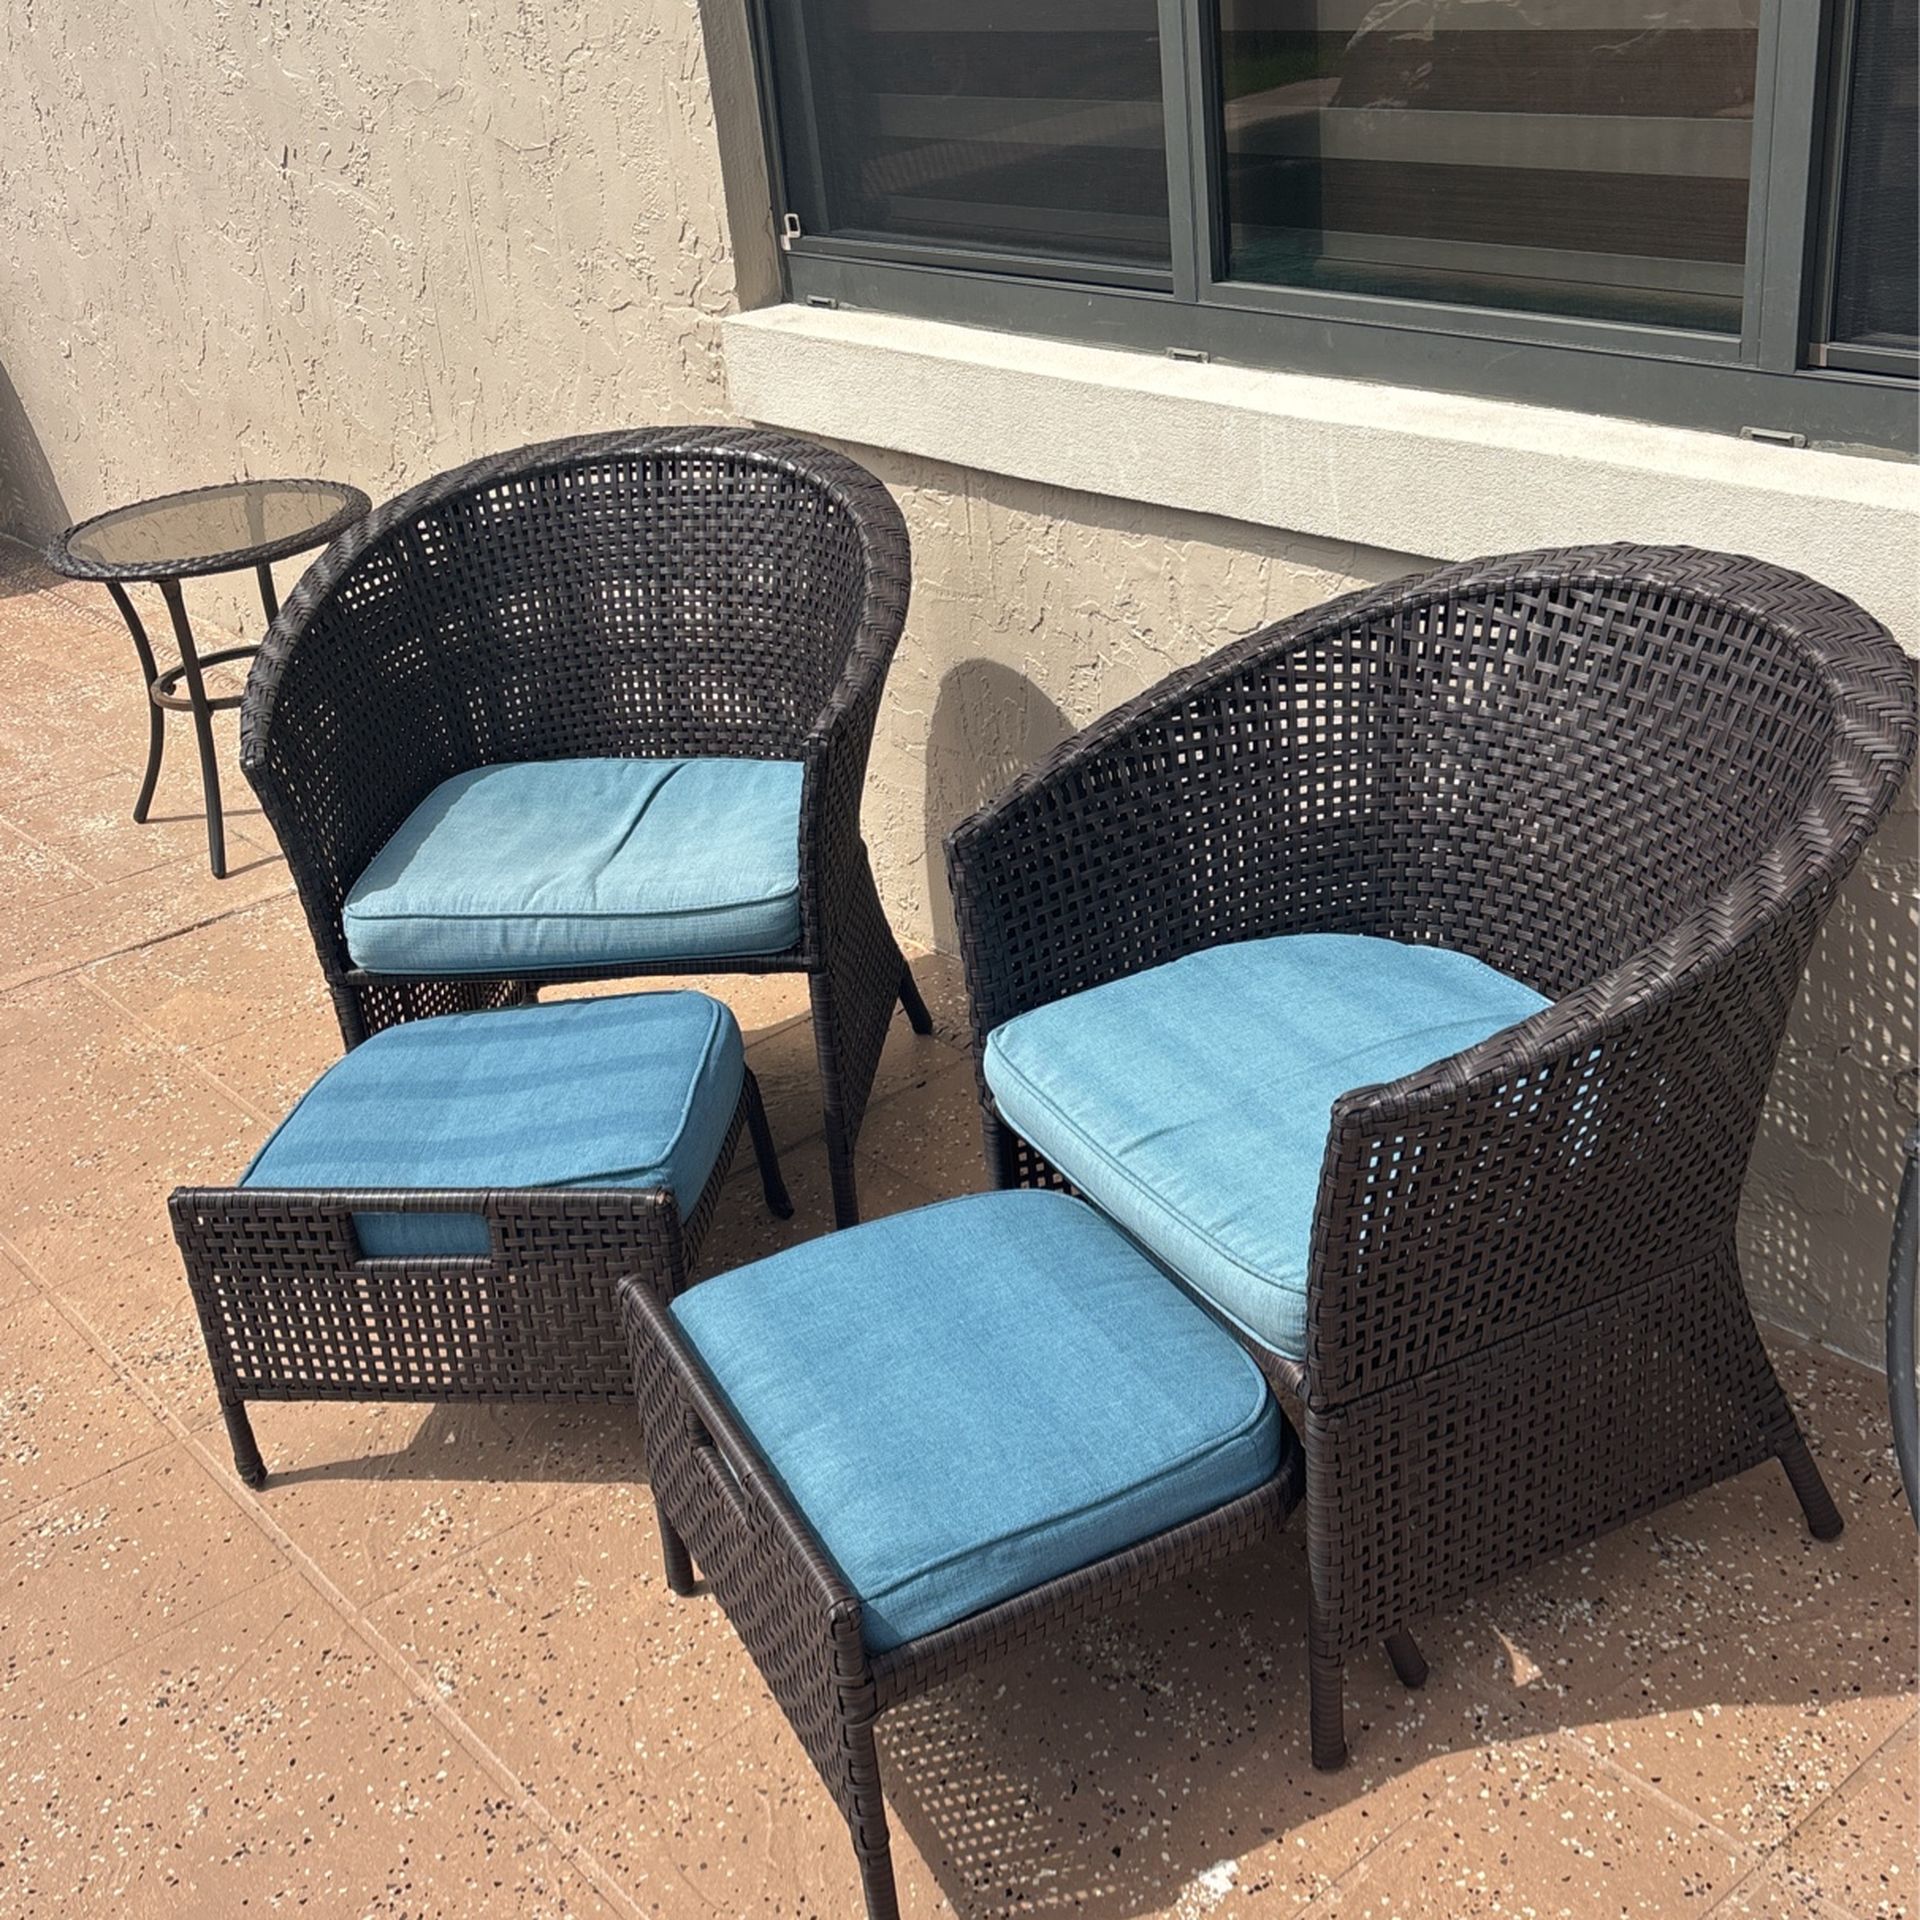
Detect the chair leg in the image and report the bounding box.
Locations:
[1309,1645,1348,1770]
[897,962,934,1037]
[856,1842,901,1920]
[742,1071,794,1219]
[221,1399,267,1490]
[656,1499,697,1597]
[1384,1626,1429,1689]
[825,1116,861,1230]
[1779,1429,1845,1541]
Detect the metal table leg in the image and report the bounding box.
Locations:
[157,576,229,878]
[104,580,166,825]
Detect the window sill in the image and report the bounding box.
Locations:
[723,304,1919,644]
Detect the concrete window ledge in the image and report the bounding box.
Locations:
[724,304,1920,643]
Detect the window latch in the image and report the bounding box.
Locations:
[779,212,803,252]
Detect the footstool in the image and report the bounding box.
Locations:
[620,1188,1305,1920]
[169,990,791,1487]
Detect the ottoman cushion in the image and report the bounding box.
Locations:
[341,757,804,975]
[668,1189,1284,1652]
[243,991,744,1257]
[983,933,1550,1358]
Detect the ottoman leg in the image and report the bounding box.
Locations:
[221,1398,268,1490]
[655,1498,698,1597]
[743,1071,794,1220]
[847,1721,901,1920]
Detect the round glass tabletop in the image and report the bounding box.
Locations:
[50,477,371,581]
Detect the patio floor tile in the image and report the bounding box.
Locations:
[0,1443,284,1703]
[87,890,340,1119]
[742,994,972,1155]
[1759,1715,1917,1918]
[0,544,1912,1919]
[4,764,278,886]
[0,975,258,1288]
[364,1481,885,1915]
[0,1245,36,1316]
[243,1399,643,1607]
[0,1295,173,1527]
[0,1572,620,1916]
[1303,1736,1751,1918]
[1481,1368,1916,1850]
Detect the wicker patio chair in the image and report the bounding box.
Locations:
[241,428,929,1228]
[946,543,1917,1771]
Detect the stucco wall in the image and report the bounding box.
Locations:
[2,0,1912,1364]
[0,0,739,562]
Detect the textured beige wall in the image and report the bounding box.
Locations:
[0,0,739,552]
[1,0,1912,1363]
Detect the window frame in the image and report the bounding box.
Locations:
[745,0,1915,455]
[1806,0,1920,380]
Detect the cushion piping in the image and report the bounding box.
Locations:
[852,1375,1278,1611]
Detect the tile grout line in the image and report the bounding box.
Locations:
[75,971,279,1130]
[0,880,298,998]
[1552,1637,1918,1875]
[0,1228,652,1920]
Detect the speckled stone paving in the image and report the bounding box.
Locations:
[1,539,1913,1919]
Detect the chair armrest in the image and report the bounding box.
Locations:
[797,472,911,956]
[1302,888,1828,1407]
[240,507,464,978]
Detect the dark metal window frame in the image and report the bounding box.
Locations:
[746,0,1916,457]
[1807,0,1920,380]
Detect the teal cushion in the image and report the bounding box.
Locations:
[983,934,1551,1360]
[243,991,744,1257]
[669,1189,1283,1653]
[342,757,804,976]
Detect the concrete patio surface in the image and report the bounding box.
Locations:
[0,538,1913,1918]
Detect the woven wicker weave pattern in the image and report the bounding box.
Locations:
[946,543,1917,1770]
[620,1274,1304,1920]
[170,1082,757,1487]
[240,428,921,1224]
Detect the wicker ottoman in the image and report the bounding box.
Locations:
[621,1188,1305,1919]
[170,990,790,1488]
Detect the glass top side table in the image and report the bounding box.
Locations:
[46,478,370,878]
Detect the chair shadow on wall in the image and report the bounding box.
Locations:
[1742,755,1920,1358]
[922,656,1075,957]
[0,358,69,593]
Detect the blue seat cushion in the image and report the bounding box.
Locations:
[342,757,804,976]
[669,1188,1283,1653]
[983,934,1551,1360]
[242,991,744,1257]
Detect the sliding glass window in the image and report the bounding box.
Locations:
[752,0,1918,450]
[760,0,1173,281]
[1812,0,1918,372]
[1215,0,1760,332]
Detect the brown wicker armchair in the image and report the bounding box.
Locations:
[946,544,1917,1770]
[241,429,928,1227]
